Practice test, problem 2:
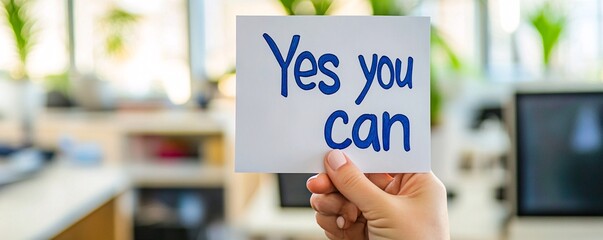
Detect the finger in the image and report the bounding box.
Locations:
[317,213,366,240]
[366,173,393,190]
[310,193,344,215]
[307,173,336,194]
[311,192,359,222]
[324,150,388,212]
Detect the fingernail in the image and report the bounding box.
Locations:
[328,150,346,170]
[336,216,345,229]
[306,174,318,185]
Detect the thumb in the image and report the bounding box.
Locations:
[324,150,388,212]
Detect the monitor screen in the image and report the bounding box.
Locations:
[516,92,603,216]
[277,173,315,208]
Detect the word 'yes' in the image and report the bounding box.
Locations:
[263,33,340,97]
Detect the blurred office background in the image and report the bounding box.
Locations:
[1,0,603,239]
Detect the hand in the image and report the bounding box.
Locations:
[307,150,449,239]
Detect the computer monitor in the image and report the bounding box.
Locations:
[277,173,314,208]
[513,88,603,216]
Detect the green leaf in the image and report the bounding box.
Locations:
[368,0,406,15]
[278,0,332,15]
[102,6,140,57]
[430,66,443,126]
[431,26,463,71]
[528,2,566,68]
[311,0,332,15]
[2,0,36,79]
[278,0,296,15]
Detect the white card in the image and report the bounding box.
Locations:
[236,16,430,173]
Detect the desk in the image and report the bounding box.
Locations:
[0,109,236,238]
[0,165,130,239]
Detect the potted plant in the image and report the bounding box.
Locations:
[102,5,140,60]
[1,0,38,146]
[45,72,74,108]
